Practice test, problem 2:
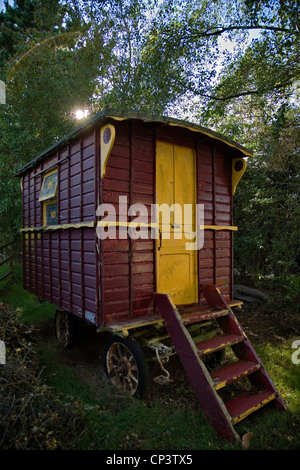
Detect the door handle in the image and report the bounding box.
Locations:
[158,229,162,250]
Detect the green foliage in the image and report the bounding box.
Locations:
[0,0,106,240]
[2,279,300,450]
[205,95,300,302]
[193,0,300,300]
[233,150,300,292]
[0,0,299,451]
[0,301,86,450]
[284,276,300,305]
[0,0,299,293]
[0,264,56,322]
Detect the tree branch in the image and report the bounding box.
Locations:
[194,24,299,38]
[199,89,260,101]
[183,78,296,102]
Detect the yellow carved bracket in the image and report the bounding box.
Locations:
[101,124,116,178]
[232,158,247,195]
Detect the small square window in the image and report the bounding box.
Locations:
[39,170,58,202]
[44,201,58,226]
[40,169,58,226]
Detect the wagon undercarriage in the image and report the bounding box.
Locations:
[55,285,286,442]
[55,302,222,396]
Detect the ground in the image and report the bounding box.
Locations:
[32,300,298,411]
[1,298,299,450]
[235,302,300,344]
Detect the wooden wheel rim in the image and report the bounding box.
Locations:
[106,341,139,395]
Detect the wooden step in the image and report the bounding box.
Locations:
[211,360,261,390]
[181,308,229,325]
[225,389,277,425]
[154,291,286,442]
[195,333,245,357]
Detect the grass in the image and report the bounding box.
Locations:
[1,264,300,450]
[35,338,300,450]
[0,263,55,323]
[36,339,231,450]
[255,342,300,413]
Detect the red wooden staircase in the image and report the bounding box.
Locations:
[153,285,286,442]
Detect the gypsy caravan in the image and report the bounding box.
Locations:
[16,110,285,441]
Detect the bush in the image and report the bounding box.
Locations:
[233,156,300,304]
[0,302,85,450]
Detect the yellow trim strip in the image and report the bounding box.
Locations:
[202,225,238,231]
[23,221,153,232]
[228,300,243,307]
[110,116,252,157]
[97,318,164,334]
[21,221,95,232]
[231,393,277,425]
[97,221,158,229]
[22,222,237,232]
[168,123,252,157]
[97,221,237,231]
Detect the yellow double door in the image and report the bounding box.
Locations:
[156,141,198,305]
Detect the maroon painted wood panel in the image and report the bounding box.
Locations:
[22,129,99,325]
[101,120,155,325]
[21,115,243,329]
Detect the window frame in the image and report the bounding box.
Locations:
[39,168,58,202]
[40,169,58,226]
[43,199,58,226]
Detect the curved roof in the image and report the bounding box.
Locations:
[15,108,252,177]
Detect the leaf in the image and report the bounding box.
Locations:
[241,432,253,449]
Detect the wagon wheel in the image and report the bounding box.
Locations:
[55,309,76,349]
[104,335,149,398]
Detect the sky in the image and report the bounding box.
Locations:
[0,0,11,11]
[0,0,13,11]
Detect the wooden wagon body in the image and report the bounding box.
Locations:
[16,110,285,442]
[17,110,247,327]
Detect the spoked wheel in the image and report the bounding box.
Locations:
[104,335,149,398]
[55,309,76,348]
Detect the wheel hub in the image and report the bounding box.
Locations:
[107,342,139,394]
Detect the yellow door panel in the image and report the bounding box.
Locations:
[156,141,198,305]
[156,141,174,214]
[158,252,196,304]
[174,145,195,215]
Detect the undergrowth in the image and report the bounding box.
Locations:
[1,266,300,450]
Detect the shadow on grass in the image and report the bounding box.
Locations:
[0,263,55,323]
[1,264,300,450]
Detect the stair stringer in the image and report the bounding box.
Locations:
[153,292,240,442]
[202,285,287,412]
[221,310,286,410]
